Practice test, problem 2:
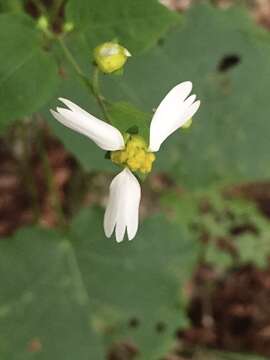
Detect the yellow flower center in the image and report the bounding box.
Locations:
[111,135,155,174]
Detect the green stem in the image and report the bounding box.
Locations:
[92,66,112,122]
[49,0,64,24]
[58,37,84,77]
[57,37,111,122]
[31,0,48,16]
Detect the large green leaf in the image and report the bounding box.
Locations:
[0,207,200,359]
[103,4,270,187]
[0,0,23,12]
[71,208,199,359]
[0,14,59,130]
[0,226,104,359]
[66,0,180,54]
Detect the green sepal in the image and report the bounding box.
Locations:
[135,171,148,182]
[104,151,111,160]
[126,125,139,135]
[111,68,124,76]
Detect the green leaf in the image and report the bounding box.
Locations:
[71,207,199,359]
[0,0,23,12]
[0,207,200,359]
[162,189,270,271]
[103,3,270,187]
[0,14,59,130]
[108,101,151,142]
[0,227,104,359]
[66,0,180,54]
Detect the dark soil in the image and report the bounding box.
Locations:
[178,264,270,358]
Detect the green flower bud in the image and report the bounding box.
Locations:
[93,42,131,74]
[37,16,49,32]
[63,22,74,33]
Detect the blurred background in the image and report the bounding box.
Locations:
[1,0,270,359]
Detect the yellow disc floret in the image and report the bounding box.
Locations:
[111,135,155,174]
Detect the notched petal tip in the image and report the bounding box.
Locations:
[116,231,125,243]
[175,81,193,97]
[58,97,76,111]
[51,97,124,151]
[50,109,57,116]
[104,222,114,239]
[149,81,201,152]
[127,231,136,241]
[103,168,141,243]
[56,106,67,113]
[181,80,192,88]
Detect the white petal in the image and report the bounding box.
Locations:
[50,98,124,151]
[104,168,141,242]
[149,82,201,152]
[124,49,132,57]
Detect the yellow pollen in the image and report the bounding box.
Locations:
[111,135,156,174]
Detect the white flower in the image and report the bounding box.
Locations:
[50,81,200,242]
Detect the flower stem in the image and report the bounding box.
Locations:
[92,66,112,122]
[31,0,48,16]
[58,37,84,78]
[57,37,111,123]
[49,0,64,24]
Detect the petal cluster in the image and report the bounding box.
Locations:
[149,81,200,152]
[50,98,124,151]
[51,81,200,242]
[104,168,141,242]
